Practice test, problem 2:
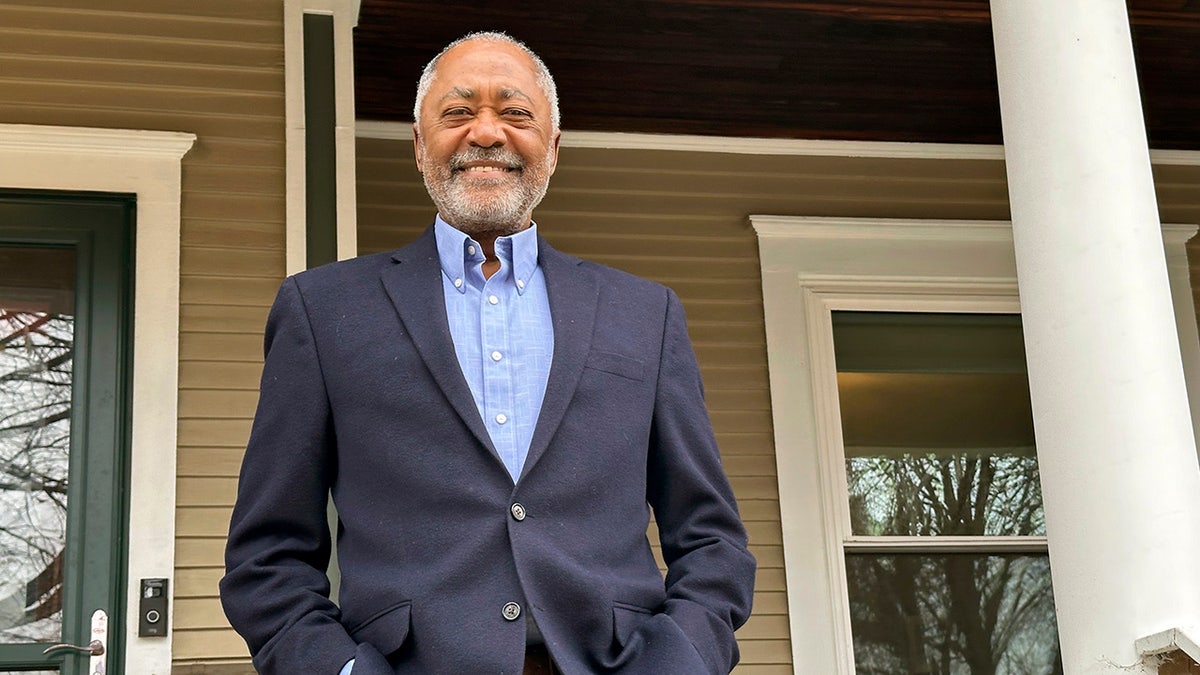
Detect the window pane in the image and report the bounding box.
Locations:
[0,246,75,644]
[846,553,1061,675]
[833,312,1045,537]
[845,450,1044,537]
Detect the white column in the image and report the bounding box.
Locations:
[990,2,1200,673]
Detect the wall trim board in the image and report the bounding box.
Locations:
[356,120,1200,165]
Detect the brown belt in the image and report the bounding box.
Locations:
[523,644,560,674]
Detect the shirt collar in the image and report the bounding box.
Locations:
[433,215,540,295]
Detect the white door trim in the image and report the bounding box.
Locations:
[0,122,195,675]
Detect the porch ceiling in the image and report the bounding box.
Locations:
[353,0,1200,150]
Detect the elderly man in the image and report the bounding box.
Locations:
[220,32,755,675]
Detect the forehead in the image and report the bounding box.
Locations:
[428,41,546,104]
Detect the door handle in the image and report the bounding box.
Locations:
[43,609,107,672]
[42,640,103,656]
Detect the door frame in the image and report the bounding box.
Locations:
[0,193,135,672]
[0,124,195,673]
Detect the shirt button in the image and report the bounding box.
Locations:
[467,245,476,255]
[516,279,525,290]
[495,413,508,425]
[502,602,521,621]
[510,503,526,521]
[488,295,499,305]
[453,278,463,288]
[491,351,503,362]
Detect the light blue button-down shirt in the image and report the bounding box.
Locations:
[434,215,554,481]
[341,218,554,674]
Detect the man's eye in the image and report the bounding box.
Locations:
[503,109,532,118]
[443,108,471,117]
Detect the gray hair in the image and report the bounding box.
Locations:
[413,31,561,130]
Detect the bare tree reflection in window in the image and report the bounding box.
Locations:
[0,307,72,643]
[844,453,1062,674]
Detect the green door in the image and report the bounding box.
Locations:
[0,191,133,674]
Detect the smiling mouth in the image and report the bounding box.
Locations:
[458,165,517,174]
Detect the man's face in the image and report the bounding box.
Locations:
[414,40,561,238]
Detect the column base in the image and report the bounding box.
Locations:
[1138,628,1200,674]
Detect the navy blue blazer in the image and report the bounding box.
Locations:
[221,226,756,674]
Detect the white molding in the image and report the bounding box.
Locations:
[355,120,1200,165]
[753,214,1200,674]
[0,122,195,675]
[753,215,1016,243]
[329,1,358,263]
[284,0,359,275]
[0,124,196,158]
[1162,223,1199,254]
[801,287,856,675]
[1137,628,1200,664]
[283,2,306,274]
[563,132,1004,159]
[756,258,846,674]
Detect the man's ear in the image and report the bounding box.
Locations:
[412,124,423,172]
[547,130,562,176]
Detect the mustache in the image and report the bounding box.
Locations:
[449,147,525,171]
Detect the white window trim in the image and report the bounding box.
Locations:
[752,215,1200,674]
[284,0,360,274]
[0,122,195,674]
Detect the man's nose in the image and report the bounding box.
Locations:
[466,111,505,148]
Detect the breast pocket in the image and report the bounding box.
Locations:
[585,351,644,381]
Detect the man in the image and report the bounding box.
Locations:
[221,32,755,675]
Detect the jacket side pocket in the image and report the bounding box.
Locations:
[612,601,654,648]
[348,600,412,658]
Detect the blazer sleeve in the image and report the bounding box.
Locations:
[646,288,758,674]
[220,277,358,674]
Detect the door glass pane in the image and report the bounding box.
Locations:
[846,553,1061,675]
[0,246,75,644]
[833,312,1045,537]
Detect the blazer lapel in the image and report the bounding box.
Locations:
[519,239,599,481]
[380,227,500,463]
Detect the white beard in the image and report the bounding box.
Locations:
[420,144,553,238]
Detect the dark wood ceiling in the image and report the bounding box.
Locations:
[354,0,1200,149]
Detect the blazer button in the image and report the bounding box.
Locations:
[510,502,527,521]
[502,602,522,621]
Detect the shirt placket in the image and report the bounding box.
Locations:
[480,267,519,479]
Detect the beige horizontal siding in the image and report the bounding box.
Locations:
[360,140,801,670]
[7,2,1197,668]
[357,136,1200,672]
[358,137,1019,672]
[0,0,287,665]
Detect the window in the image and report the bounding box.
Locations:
[832,311,1060,674]
[753,214,1200,673]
